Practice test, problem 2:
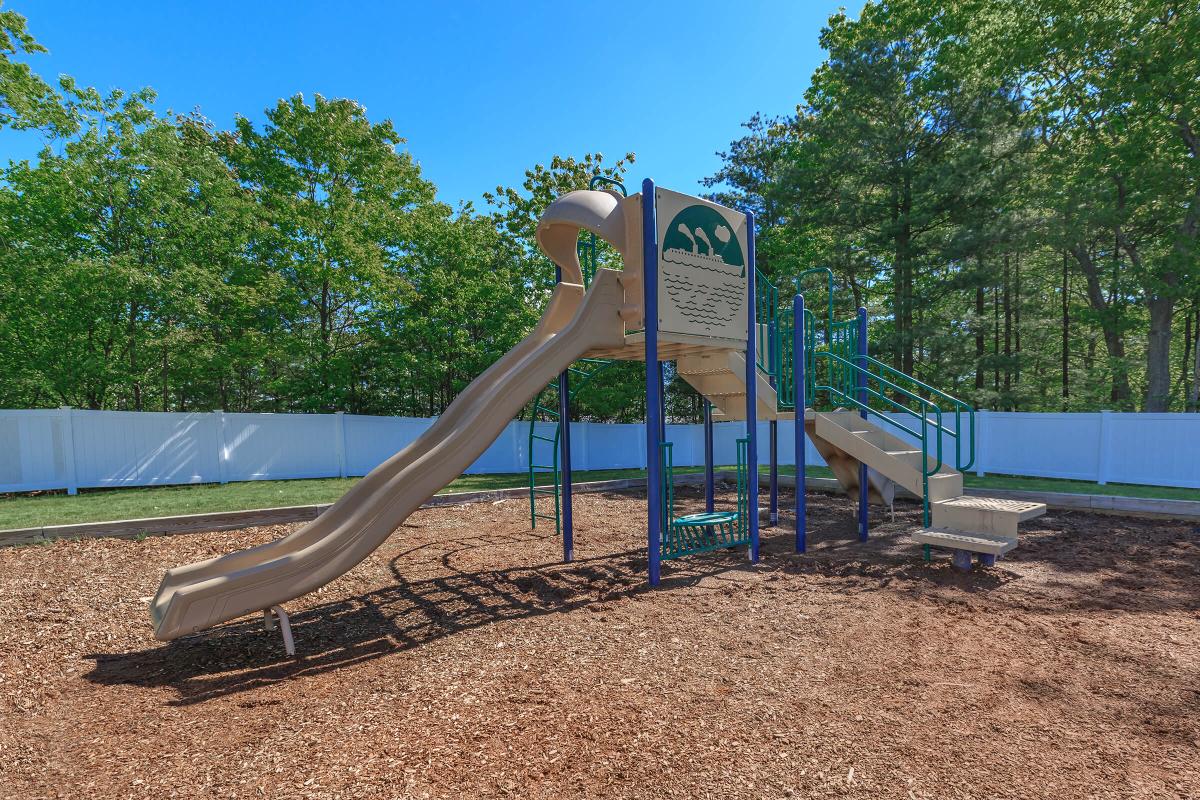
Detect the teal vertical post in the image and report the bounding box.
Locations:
[856,306,869,542]
[744,211,760,563]
[553,263,574,562]
[642,179,663,586]
[794,294,806,552]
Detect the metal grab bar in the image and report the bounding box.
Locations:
[814,351,945,477]
[853,353,975,472]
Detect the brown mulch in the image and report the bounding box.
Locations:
[1,486,1198,799]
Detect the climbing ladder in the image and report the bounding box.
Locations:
[527,357,613,535]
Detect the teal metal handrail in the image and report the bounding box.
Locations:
[854,353,976,472]
[814,351,946,470]
[755,269,781,387]
[812,351,947,526]
[589,175,627,195]
[795,267,835,343]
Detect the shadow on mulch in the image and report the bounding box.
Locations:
[81,530,741,707]
[82,487,1200,705]
[762,489,1200,615]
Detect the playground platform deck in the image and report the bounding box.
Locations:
[2,488,1197,798]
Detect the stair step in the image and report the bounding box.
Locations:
[933,495,1047,522]
[912,528,1018,556]
[930,494,1046,538]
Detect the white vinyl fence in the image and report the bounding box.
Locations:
[1,408,1197,496]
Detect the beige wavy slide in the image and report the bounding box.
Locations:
[152,189,634,642]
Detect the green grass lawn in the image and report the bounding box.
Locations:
[1,465,1195,531]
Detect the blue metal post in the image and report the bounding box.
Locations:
[703,399,714,513]
[768,318,779,527]
[744,211,760,563]
[558,368,573,562]
[642,179,663,586]
[794,294,806,552]
[856,306,869,542]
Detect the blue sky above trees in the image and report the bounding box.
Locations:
[0,0,851,208]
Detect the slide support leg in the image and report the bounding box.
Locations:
[558,367,573,563]
[265,606,295,657]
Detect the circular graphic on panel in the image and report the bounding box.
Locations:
[660,204,745,334]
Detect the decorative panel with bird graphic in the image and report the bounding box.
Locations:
[654,188,749,342]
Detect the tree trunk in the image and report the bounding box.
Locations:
[1061,252,1070,409]
[1003,254,1012,406]
[993,285,1000,402]
[1014,253,1022,392]
[1180,310,1193,411]
[1191,307,1200,412]
[129,301,141,411]
[1070,244,1133,407]
[1145,295,1175,411]
[975,284,985,392]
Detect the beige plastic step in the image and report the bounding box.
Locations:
[813,412,962,498]
[912,528,1018,556]
[677,350,779,420]
[931,495,1046,539]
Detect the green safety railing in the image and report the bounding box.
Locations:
[749,262,976,526]
[527,358,615,534]
[854,354,976,473]
[811,351,946,526]
[755,269,780,386]
[658,437,751,560]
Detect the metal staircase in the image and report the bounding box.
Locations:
[699,266,1047,563]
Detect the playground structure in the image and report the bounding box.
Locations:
[149,179,1045,649]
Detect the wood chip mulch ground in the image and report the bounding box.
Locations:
[1,486,1198,799]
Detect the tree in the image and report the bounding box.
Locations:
[0,5,72,135]
[227,93,438,412]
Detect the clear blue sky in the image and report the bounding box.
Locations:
[3,1,856,208]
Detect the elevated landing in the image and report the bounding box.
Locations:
[582,330,744,362]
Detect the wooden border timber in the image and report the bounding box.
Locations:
[0,474,721,547]
[2,472,1196,548]
[783,476,1200,521]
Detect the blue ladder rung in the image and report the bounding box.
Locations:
[531,434,556,443]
